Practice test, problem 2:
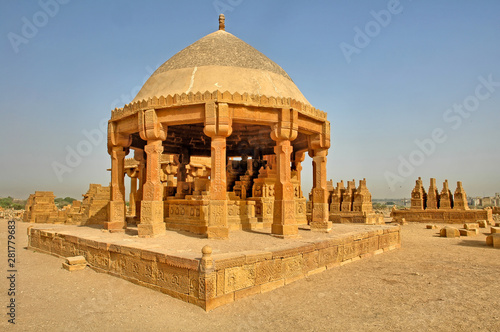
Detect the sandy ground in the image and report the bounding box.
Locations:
[1,219,499,332]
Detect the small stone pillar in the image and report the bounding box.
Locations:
[175,148,191,198]
[453,181,469,210]
[353,178,373,213]
[426,178,440,209]
[439,180,453,209]
[134,149,146,220]
[310,148,332,232]
[330,181,344,212]
[129,177,137,216]
[198,245,216,310]
[410,177,426,210]
[293,150,305,183]
[126,167,139,217]
[341,180,355,212]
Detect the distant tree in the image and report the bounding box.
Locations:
[386,201,395,205]
[0,197,14,209]
[16,199,27,207]
[63,197,76,203]
[55,197,75,208]
[12,203,24,210]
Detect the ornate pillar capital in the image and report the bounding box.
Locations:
[138,109,167,141]
[108,121,131,154]
[270,108,298,142]
[203,102,232,138]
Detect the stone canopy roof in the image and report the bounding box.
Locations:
[132,29,310,105]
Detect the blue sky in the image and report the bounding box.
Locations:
[1,0,499,200]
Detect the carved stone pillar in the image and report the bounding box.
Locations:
[125,167,139,217]
[309,149,332,232]
[105,121,131,232]
[138,140,165,237]
[270,108,299,238]
[175,148,191,198]
[203,101,231,239]
[308,126,332,232]
[106,146,128,231]
[134,149,146,220]
[137,109,167,237]
[129,177,137,216]
[272,139,298,237]
[207,136,228,238]
[293,151,305,183]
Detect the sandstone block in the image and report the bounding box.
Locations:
[485,234,500,247]
[493,234,500,249]
[234,285,261,300]
[464,223,479,230]
[224,265,256,293]
[440,226,460,238]
[491,227,500,234]
[205,293,234,312]
[426,224,438,229]
[62,262,86,271]
[255,259,282,285]
[66,255,87,265]
[478,220,488,228]
[260,279,284,293]
[459,229,478,237]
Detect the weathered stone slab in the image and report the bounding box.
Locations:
[224,265,256,293]
[66,256,86,265]
[255,259,282,285]
[62,262,86,271]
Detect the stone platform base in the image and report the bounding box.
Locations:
[391,208,492,224]
[329,212,385,225]
[27,223,400,311]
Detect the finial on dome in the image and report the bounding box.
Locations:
[219,14,225,31]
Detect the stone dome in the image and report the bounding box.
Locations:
[132,29,309,105]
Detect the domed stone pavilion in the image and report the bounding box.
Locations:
[105,15,331,238]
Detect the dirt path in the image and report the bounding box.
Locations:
[1,219,499,331]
